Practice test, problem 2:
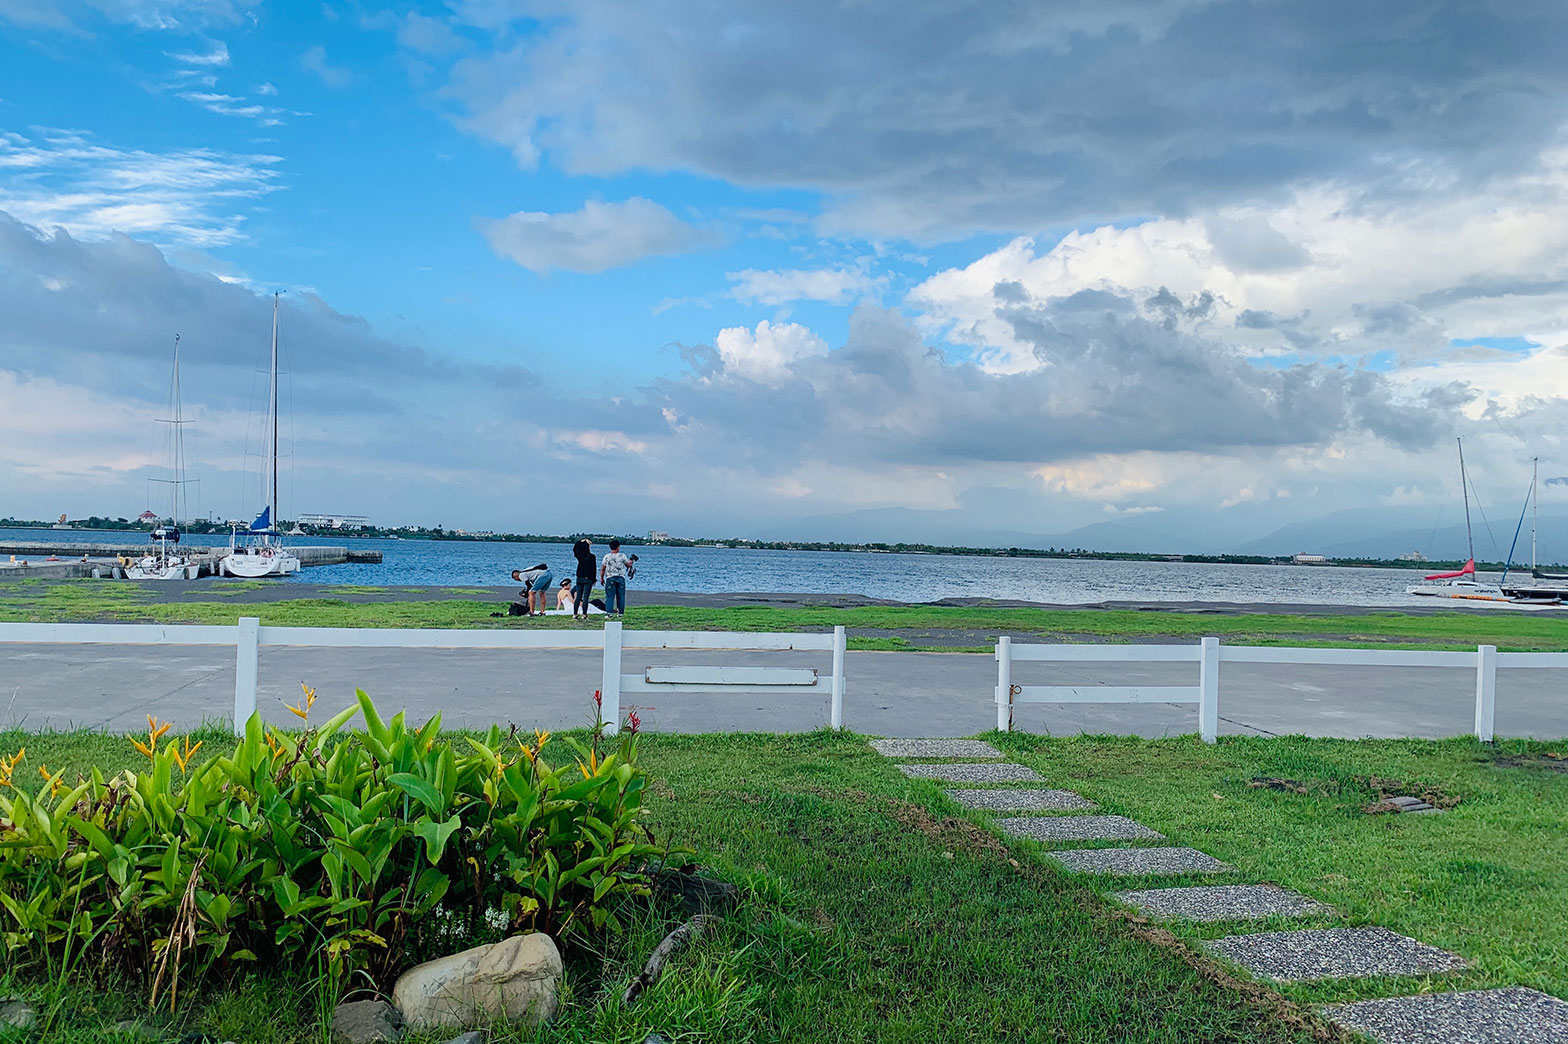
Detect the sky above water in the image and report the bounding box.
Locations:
[3,1,1568,547]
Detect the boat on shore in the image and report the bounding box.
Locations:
[220,293,301,579]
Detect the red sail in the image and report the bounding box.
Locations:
[1424,559,1475,580]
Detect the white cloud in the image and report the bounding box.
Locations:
[713,319,829,382]
[176,91,286,125]
[300,44,357,87]
[478,197,710,275]
[0,129,281,246]
[726,265,880,306]
[166,41,229,66]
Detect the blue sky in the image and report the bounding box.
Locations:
[4,2,1568,548]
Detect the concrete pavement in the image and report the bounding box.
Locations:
[1,642,1564,739]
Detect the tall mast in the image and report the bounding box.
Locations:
[270,292,279,531]
[172,333,183,525]
[1458,436,1474,565]
[1533,456,1539,570]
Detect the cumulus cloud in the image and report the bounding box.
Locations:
[478,197,711,274]
[713,320,830,382]
[439,1,1568,239]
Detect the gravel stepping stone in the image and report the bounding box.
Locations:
[1000,815,1163,842]
[898,763,1042,783]
[1205,927,1467,982]
[1046,847,1232,876]
[1113,884,1335,922]
[947,789,1098,812]
[1324,987,1568,1044]
[870,739,1002,758]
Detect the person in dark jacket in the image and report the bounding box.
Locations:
[571,539,596,619]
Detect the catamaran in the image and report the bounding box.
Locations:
[220,293,301,578]
[126,335,200,581]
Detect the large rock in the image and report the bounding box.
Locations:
[332,998,404,1043]
[392,934,561,1032]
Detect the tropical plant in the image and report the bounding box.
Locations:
[0,689,664,1007]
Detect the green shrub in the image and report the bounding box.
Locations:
[0,690,664,1008]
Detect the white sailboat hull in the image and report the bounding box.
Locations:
[124,557,199,581]
[1406,580,1553,609]
[220,549,301,577]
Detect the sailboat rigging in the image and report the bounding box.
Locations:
[220,292,301,578]
[125,335,199,581]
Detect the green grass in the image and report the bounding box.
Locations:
[980,732,1568,1007]
[0,726,1345,1044]
[5,579,1568,651]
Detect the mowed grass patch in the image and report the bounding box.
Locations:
[0,727,1327,1044]
[5,579,1568,650]
[985,733,1568,1006]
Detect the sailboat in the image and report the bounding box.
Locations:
[1501,460,1566,602]
[126,336,200,581]
[219,293,301,578]
[1405,438,1517,605]
[1406,441,1553,608]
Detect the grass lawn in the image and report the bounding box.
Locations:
[0,726,1346,1044]
[5,578,1568,651]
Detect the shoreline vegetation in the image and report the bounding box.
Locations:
[0,517,1551,572]
[5,580,1568,651]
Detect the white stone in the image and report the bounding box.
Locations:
[392,933,562,1032]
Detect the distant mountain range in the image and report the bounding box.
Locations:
[758,503,1567,564]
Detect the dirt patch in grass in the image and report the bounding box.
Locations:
[1360,774,1462,809]
[880,797,1018,864]
[1494,752,1568,773]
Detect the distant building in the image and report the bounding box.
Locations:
[137,510,159,522]
[298,513,370,530]
[648,530,670,542]
[1397,550,1427,562]
[1292,553,1328,564]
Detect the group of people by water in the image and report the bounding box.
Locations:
[510,539,637,618]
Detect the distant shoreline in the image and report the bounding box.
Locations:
[0,521,1536,573]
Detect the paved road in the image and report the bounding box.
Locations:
[2,642,1564,740]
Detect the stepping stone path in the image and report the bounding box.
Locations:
[870,739,1002,758]
[1047,847,1232,876]
[1324,987,1568,1044]
[872,738,1556,1039]
[999,815,1163,842]
[1204,927,1468,983]
[1114,884,1333,923]
[947,788,1098,812]
[897,762,1041,783]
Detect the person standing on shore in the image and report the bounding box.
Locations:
[600,540,632,616]
[571,539,596,619]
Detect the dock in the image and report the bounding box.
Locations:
[0,542,381,580]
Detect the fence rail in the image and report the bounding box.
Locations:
[996,636,1521,742]
[0,619,848,737]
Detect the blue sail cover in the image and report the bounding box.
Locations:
[249,506,272,532]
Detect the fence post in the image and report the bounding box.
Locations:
[600,620,623,737]
[996,636,1012,732]
[233,617,259,736]
[830,625,846,730]
[1198,636,1220,744]
[1474,644,1497,743]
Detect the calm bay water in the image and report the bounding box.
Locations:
[4,528,1483,606]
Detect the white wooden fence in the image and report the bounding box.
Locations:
[995,636,1536,742]
[0,619,847,737]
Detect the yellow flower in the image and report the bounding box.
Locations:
[171,737,203,772]
[37,764,62,798]
[576,748,600,780]
[285,682,318,721]
[534,729,550,748]
[131,716,173,760]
